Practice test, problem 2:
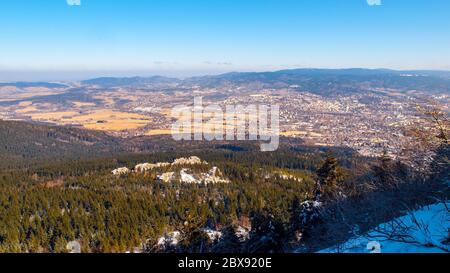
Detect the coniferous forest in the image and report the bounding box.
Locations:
[0,120,448,253]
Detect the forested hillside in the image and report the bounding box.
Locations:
[0,120,447,253]
[0,120,123,169]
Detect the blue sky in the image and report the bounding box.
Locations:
[1,0,450,80]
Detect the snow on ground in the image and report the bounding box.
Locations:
[319,202,449,253]
[235,226,250,242]
[111,167,131,176]
[157,231,181,247]
[202,228,223,241]
[66,240,81,253]
[180,168,198,183]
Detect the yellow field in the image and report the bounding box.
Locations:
[22,87,52,92]
[23,109,152,132]
[67,110,151,131]
[83,121,148,131]
[71,101,97,107]
[0,86,20,92]
[0,87,63,101]
[145,129,173,136]
[92,91,144,107]
[16,106,39,114]
[18,101,33,107]
[30,111,80,121]
[280,130,323,138]
[280,131,308,137]
[93,95,116,107]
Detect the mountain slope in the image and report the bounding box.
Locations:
[0,120,123,168]
[80,68,450,96]
[184,68,450,95]
[0,82,68,88]
[318,203,450,253]
[81,76,180,88]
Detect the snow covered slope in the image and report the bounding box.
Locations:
[319,203,449,253]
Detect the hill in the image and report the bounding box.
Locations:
[184,68,450,95]
[80,68,450,96]
[0,119,122,168]
[0,82,68,88]
[81,76,180,88]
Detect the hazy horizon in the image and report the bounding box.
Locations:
[3,66,450,82]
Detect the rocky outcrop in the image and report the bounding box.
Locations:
[135,162,170,173]
[157,231,181,247]
[114,157,229,184]
[172,156,205,166]
[158,172,175,183]
[134,156,206,173]
[180,168,197,183]
[112,167,131,176]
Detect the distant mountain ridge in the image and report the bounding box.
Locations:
[0,82,68,88]
[82,68,450,82]
[81,76,181,87]
[2,68,449,96]
[183,68,450,95]
[80,68,450,95]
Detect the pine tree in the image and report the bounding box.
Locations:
[244,211,286,253]
[177,214,210,253]
[316,155,345,201]
[373,150,398,189]
[213,225,242,253]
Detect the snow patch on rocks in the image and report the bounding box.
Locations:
[158,172,175,183]
[157,231,181,247]
[202,228,223,241]
[180,168,197,183]
[133,156,207,173]
[112,167,131,176]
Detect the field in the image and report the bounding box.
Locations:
[20,109,152,132]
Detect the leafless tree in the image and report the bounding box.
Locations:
[367,201,449,253]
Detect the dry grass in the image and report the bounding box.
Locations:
[30,111,80,121]
[145,129,173,136]
[18,101,33,107]
[71,101,97,107]
[66,110,151,131]
[22,109,151,132]
[280,130,323,138]
[16,106,39,114]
